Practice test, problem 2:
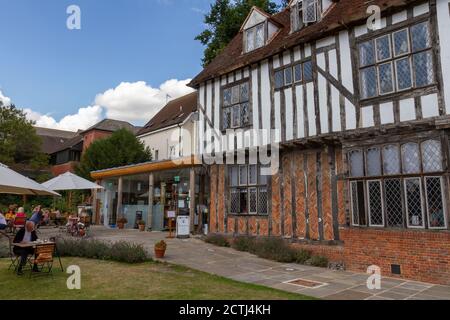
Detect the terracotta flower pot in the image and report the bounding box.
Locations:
[138,224,145,232]
[154,248,166,258]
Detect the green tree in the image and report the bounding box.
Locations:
[76,128,152,180]
[195,0,288,66]
[0,103,48,169]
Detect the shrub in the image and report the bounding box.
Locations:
[56,238,149,263]
[309,255,329,268]
[232,236,257,253]
[253,238,296,263]
[110,241,148,263]
[204,234,230,247]
[294,249,312,264]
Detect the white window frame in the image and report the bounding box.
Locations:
[367,180,385,227]
[393,28,410,58]
[248,164,258,186]
[294,63,302,83]
[375,34,392,63]
[425,176,448,230]
[404,177,425,229]
[303,0,318,24]
[377,61,395,95]
[394,56,414,92]
[245,22,266,53]
[284,67,293,86]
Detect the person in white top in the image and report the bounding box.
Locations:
[13,221,39,275]
[0,211,7,230]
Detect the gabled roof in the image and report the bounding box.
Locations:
[50,134,84,155]
[80,119,140,135]
[189,0,413,87]
[35,127,77,154]
[137,91,198,136]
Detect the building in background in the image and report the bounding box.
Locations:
[190,0,450,285]
[48,119,140,176]
[91,92,209,234]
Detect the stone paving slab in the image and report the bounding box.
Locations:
[39,226,450,300]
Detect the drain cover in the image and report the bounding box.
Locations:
[286,278,326,288]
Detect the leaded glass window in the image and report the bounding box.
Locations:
[378,62,394,94]
[245,23,266,53]
[275,70,284,89]
[294,63,302,82]
[359,41,375,67]
[402,143,421,174]
[303,60,313,81]
[349,150,364,177]
[413,51,434,87]
[274,60,312,90]
[360,67,377,99]
[348,138,446,230]
[368,180,384,226]
[384,179,404,227]
[376,35,391,61]
[222,81,251,129]
[421,140,443,173]
[425,177,447,229]
[405,178,424,228]
[411,22,431,52]
[393,29,409,57]
[382,145,400,175]
[285,67,293,85]
[358,21,434,99]
[303,0,318,23]
[395,57,412,90]
[228,165,269,215]
[367,148,381,176]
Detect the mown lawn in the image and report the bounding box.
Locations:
[0,258,314,300]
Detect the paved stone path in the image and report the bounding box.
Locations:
[41,226,450,300]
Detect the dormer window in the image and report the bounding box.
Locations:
[245,23,266,53]
[291,0,320,33]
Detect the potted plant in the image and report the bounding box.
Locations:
[138,220,146,232]
[117,217,128,229]
[154,240,167,258]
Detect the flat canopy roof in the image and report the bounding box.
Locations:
[90,156,202,180]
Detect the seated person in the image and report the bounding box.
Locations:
[15,207,27,219]
[13,221,39,275]
[29,206,43,226]
[42,209,50,225]
[0,211,7,230]
[5,206,16,221]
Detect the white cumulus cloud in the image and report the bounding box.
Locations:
[0,90,11,106]
[95,79,195,123]
[4,78,194,132]
[24,105,103,132]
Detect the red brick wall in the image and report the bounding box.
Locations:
[51,162,77,176]
[82,130,112,151]
[340,228,450,285]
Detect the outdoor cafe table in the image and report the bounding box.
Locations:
[13,241,64,271]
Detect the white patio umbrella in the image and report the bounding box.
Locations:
[42,172,103,210]
[42,172,103,191]
[0,163,60,196]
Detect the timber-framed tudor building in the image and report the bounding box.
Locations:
[189,0,450,284]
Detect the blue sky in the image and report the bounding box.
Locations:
[0,0,283,130]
